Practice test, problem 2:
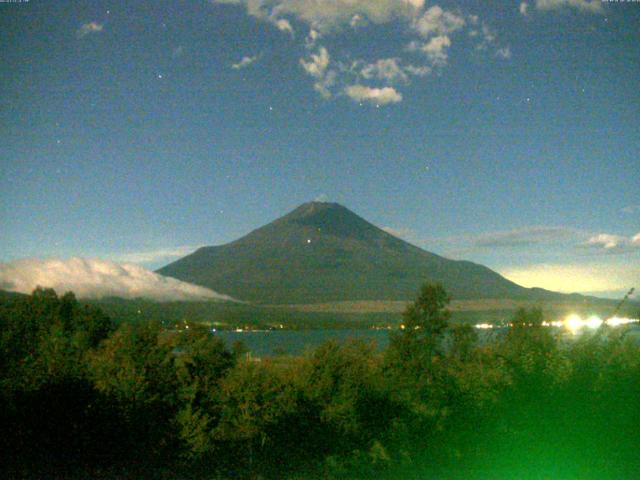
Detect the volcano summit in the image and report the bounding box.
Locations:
[158,202,562,304]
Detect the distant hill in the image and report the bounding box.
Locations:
[158,202,584,304]
[0,289,27,302]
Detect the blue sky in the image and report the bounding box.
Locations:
[0,0,638,298]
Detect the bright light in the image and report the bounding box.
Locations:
[460,315,638,335]
[561,313,638,333]
[474,323,493,329]
[585,315,603,329]
[542,320,564,328]
[564,314,584,334]
[606,316,638,327]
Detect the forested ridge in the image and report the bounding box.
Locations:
[1,286,639,479]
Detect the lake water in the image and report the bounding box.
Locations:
[213,329,392,356]
[213,324,640,357]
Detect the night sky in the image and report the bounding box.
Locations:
[1,0,638,298]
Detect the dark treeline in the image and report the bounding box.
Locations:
[1,285,639,479]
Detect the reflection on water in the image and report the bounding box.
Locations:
[214,329,391,356]
[214,322,640,356]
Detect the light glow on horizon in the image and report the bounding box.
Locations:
[561,313,638,334]
[471,315,638,333]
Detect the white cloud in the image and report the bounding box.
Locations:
[404,64,431,76]
[76,22,103,38]
[300,46,329,77]
[585,233,640,252]
[300,46,336,97]
[473,23,497,52]
[350,13,366,28]
[213,1,507,101]
[219,0,425,32]
[412,5,465,38]
[344,84,402,105]
[361,58,408,83]
[313,70,337,97]
[519,2,529,16]
[232,55,259,69]
[405,0,425,9]
[535,0,603,13]
[419,35,451,66]
[0,258,235,302]
[422,226,640,261]
[586,233,623,250]
[496,46,511,59]
[275,18,294,35]
[305,28,320,48]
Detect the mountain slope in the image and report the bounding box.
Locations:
[157,202,564,304]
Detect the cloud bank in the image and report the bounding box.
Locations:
[422,225,639,256]
[114,245,200,265]
[0,258,235,302]
[379,223,637,295]
[584,232,640,253]
[472,226,582,248]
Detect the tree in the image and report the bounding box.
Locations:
[450,323,478,362]
[499,307,556,378]
[386,283,451,381]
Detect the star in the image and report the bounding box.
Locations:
[157,74,163,79]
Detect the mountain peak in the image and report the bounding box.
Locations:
[157,202,536,304]
[278,201,381,241]
[285,201,347,218]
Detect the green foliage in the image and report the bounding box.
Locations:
[450,323,478,362]
[498,307,557,383]
[2,286,640,479]
[298,340,395,446]
[385,283,451,406]
[0,288,115,391]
